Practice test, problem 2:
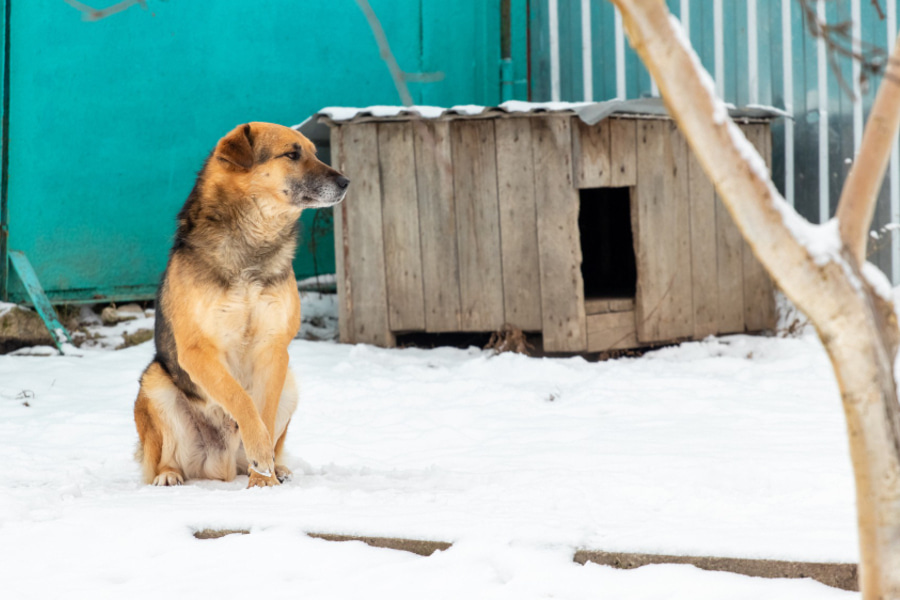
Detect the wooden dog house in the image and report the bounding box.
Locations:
[309,100,778,353]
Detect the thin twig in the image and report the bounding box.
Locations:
[64,0,147,21]
[354,0,414,107]
[836,31,900,265]
[797,0,896,96]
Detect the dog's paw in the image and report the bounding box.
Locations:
[152,470,184,486]
[243,429,275,480]
[247,469,280,488]
[274,464,293,483]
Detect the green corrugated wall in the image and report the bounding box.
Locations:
[1,0,505,303]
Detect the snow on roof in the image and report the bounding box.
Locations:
[311,100,593,123]
[295,98,786,146]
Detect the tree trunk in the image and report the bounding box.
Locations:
[606,1,900,597]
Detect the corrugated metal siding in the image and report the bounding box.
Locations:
[529,0,900,281]
[3,0,501,304]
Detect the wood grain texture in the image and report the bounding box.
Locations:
[668,124,695,340]
[378,122,426,332]
[586,311,638,352]
[715,193,745,333]
[609,118,638,187]
[340,123,395,347]
[632,120,693,343]
[495,117,542,331]
[330,125,353,343]
[572,118,611,188]
[451,119,505,331]
[688,145,719,338]
[740,123,777,332]
[413,120,462,332]
[533,116,587,352]
[585,297,635,315]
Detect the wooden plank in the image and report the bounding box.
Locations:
[495,118,542,331]
[572,118,611,188]
[586,311,638,352]
[688,145,719,339]
[451,119,505,331]
[632,120,694,343]
[584,298,610,315]
[741,123,777,332]
[609,118,637,187]
[330,125,353,343]
[378,122,426,332]
[413,120,462,332]
[667,124,695,339]
[340,123,395,347]
[532,116,587,352]
[585,297,634,315]
[608,298,634,312]
[715,195,745,333]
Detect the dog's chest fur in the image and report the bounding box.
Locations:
[212,282,292,389]
[156,196,301,405]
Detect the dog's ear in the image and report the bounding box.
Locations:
[216,123,255,170]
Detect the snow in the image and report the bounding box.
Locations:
[0,301,16,318]
[295,291,338,341]
[448,104,487,116]
[315,104,469,121]
[498,99,592,113]
[312,101,596,124]
[0,292,864,599]
[298,273,337,289]
[862,261,895,302]
[744,104,793,118]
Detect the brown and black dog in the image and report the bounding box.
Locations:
[133,122,348,488]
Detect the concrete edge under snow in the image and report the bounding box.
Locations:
[192,529,858,591]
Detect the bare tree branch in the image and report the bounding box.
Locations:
[797,0,893,97]
[799,0,892,98]
[607,1,900,596]
[64,0,148,21]
[838,33,900,265]
[354,0,413,107]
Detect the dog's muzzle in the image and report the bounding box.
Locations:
[291,174,350,208]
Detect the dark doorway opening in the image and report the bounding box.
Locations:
[579,187,637,302]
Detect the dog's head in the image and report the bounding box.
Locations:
[212,122,349,209]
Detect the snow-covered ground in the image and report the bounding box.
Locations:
[0,293,860,599]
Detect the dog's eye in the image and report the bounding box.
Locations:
[282,151,301,161]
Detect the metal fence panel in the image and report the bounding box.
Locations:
[530,0,900,281]
[3,0,500,303]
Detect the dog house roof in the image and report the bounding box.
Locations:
[295,98,786,147]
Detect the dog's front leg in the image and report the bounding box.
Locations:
[179,343,276,483]
[259,347,288,445]
[255,345,294,485]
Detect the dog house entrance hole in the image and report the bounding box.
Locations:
[579,187,637,308]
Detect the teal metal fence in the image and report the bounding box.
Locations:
[1,0,504,304]
[7,1,892,304]
[529,0,900,281]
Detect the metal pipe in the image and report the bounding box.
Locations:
[817,0,829,223]
[0,0,10,301]
[782,0,795,207]
[580,0,592,102]
[548,0,560,102]
[614,6,625,99]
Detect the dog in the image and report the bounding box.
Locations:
[133,122,348,488]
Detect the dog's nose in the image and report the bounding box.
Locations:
[335,175,350,190]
